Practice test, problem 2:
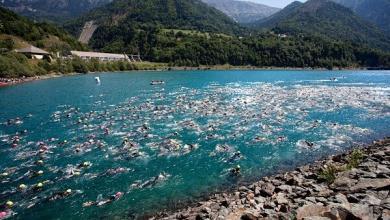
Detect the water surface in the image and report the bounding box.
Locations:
[0,70,389,219]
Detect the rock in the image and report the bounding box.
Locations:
[176,213,189,219]
[275,193,289,205]
[260,183,275,197]
[350,178,390,192]
[254,196,265,204]
[239,186,249,192]
[240,212,258,220]
[302,217,331,220]
[330,177,358,191]
[360,194,381,206]
[317,188,333,197]
[246,193,255,200]
[201,207,211,214]
[285,174,303,186]
[220,200,229,208]
[346,194,361,203]
[376,164,390,175]
[218,207,229,216]
[381,209,390,220]
[381,197,390,209]
[315,197,328,203]
[375,190,389,200]
[254,187,261,196]
[296,204,331,220]
[334,194,349,205]
[358,162,378,172]
[276,185,292,193]
[263,201,276,209]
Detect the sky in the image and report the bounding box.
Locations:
[246,0,306,8]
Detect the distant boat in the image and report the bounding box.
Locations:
[150,80,165,85]
[95,77,101,85]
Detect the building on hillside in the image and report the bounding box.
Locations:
[70,51,142,62]
[15,46,51,60]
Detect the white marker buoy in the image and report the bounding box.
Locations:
[95,77,101,85]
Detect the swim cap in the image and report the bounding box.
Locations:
[66,189,72,193]
[37,182,43,188]
[19,184,27,190]
[6,201,13,207]
[37,170,44,175]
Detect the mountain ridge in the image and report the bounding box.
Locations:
[331,0,390,34]
[201,0,280,23]
[252,0,390,51]
[0,0,113,23]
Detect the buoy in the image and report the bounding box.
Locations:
[95,77,101,85]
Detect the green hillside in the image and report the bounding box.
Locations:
[253,0,390,51]
[331,0,390,34]
[65,0,244,36]
[0,6,85,52]
[0,0,112,23]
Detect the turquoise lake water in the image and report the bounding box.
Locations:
[0,70,389,219]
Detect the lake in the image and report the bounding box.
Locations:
[0,70,389,219]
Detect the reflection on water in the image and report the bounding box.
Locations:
[0,70,389,219]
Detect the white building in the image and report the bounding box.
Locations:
[70,51,130,62]
[15,46,51,60]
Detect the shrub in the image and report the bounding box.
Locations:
[318,164,340,184]
[347,149,364,169]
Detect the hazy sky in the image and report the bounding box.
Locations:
[245,0,306,8]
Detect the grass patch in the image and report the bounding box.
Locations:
[319,149,365,184]
[319,165,340,184]
[347,149,364,169]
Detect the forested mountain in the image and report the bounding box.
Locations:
[253,0,390,51]
[201,0,280,23]
[0,6,89,77]
[66,0,243,36]
[331,0,390,34]
[0,6,84,52]
[0,0,112,23]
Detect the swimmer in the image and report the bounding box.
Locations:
[139,172,170,189]
[230,165,241,176]
[227,151,242,163]
[101,167,130,176]
[47,189,73,201]
[78,161,92,169]
[84,192,123,207]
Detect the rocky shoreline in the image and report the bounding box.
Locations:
[152,138,390,220]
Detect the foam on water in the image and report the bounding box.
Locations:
[0,70,389,219]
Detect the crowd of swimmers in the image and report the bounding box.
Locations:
[0,79,388,218]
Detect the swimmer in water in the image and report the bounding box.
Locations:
[47,189,73,202]
[83,192,123,207]
[230,165,241,176]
